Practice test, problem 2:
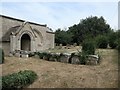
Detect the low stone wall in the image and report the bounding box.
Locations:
[35,52,100,65]
[10,50,31,58]
[10,50,100,65]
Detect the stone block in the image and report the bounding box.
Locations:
[86,55,99,65]
[59,55,70,63]
[15,53,20,57]
[71,56,80,64]
[21,54,28,58]
[9,53,13,57]
[49,56,57,61]
[34,54,39,59]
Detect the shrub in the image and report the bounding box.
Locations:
[108,32,117,49]
[49,54,59,61]
[109,42,117,49]
[28,52,35,57]
[0,48,4,64]
[95,35,108,49]
[46,53,52,61]
[82,40,95,55]
[37,52,49,59]
[37,52,44,59]
[79,53,87,65]
[2,70,37,89]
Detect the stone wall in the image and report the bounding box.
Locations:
[46,32,55,49]
[1,16,23,40]
[34,52,100,65]
[2,42,10,56]
[0,15,55,56]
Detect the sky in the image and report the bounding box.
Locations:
[0,0,119,31]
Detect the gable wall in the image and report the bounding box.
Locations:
[0,16,23,40]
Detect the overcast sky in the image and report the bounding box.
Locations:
[1,0,119,31]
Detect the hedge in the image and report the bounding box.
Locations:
[2,70,37,89]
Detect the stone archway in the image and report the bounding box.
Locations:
[21,34,31,51]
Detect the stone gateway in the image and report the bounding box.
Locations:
[0,15,55,56]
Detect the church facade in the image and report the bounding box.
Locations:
[0,15,55,56]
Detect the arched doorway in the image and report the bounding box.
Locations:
[21,34,31,51]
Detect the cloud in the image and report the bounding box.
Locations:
[1,2,118,31]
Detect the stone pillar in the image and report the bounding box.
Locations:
[10,34,16,52]
[34,38,37,52]
[31,40,36,52]
[16,38,20,51]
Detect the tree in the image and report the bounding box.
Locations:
[115,30,120,52]
[95,35,108,49]
[68,16,111,44]
[55,28,73,45]
[108,31,118,49]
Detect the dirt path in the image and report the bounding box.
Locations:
[1,49,118,88]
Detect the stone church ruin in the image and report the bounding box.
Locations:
[0,15,55,56]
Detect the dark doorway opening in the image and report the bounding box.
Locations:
[21,34,31,51]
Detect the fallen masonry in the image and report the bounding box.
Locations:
[10,50,100,65]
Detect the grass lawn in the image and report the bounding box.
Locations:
[0,48,118,88]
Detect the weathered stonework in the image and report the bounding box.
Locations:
[0,15,55,56]
[59,53,70,63]
[71,55,80,64]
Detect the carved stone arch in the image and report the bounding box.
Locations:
[18,30,35,41]
[16,30,36,51]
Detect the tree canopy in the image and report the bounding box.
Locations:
[55,28,73,45]
[68,16,111,44]
[55,16,113,46]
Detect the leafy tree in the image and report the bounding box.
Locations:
[68,16,111,44]
[55,28,73,45]
[115,30,120,52]
[55,16,112,46]
[95,35,108,49]
[117,38,120,52]
[108,31,118,49]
